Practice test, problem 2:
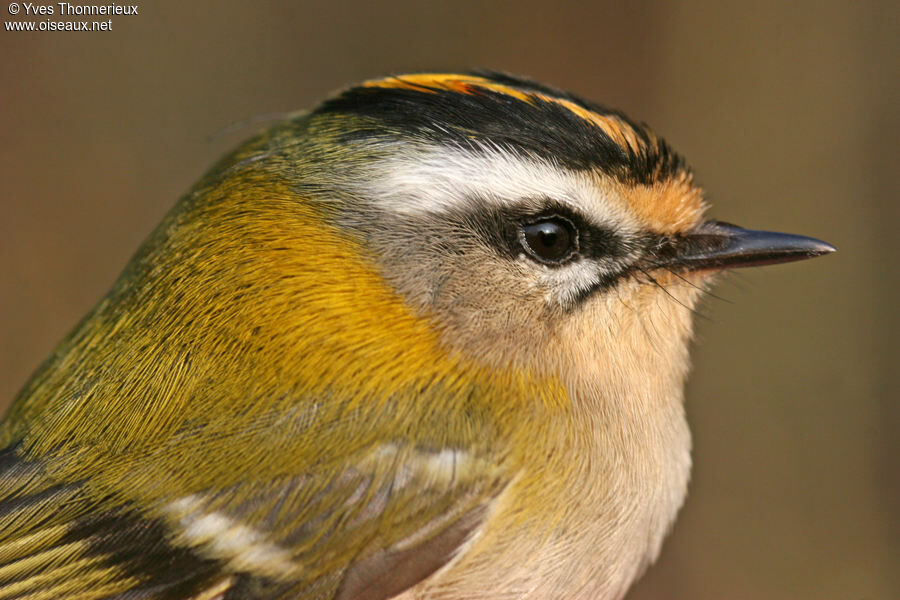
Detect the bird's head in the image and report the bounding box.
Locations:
[243,72,834,393]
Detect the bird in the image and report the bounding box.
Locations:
[0,72,834,600]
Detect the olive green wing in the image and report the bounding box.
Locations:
[0,438,508,600]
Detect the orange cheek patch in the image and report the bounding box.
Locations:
[618,173,707,235]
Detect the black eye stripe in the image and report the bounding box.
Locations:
[453,201,629,267]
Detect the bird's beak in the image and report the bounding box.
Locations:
[650,220,836,271]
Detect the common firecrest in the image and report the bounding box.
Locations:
[0,72,834,600]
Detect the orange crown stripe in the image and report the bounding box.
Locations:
[360,74,651,156]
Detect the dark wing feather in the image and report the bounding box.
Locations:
[0,441,506,600]
[0,445,226,599]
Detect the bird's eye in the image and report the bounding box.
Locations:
[519,216,579,264]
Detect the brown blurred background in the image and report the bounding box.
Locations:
[1,1,896,598]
